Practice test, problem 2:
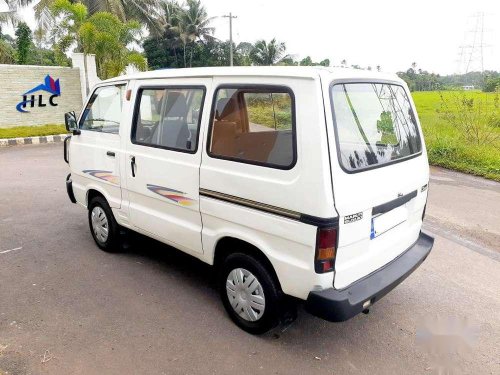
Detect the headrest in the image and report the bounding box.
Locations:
[165,92,187,118]
[215,97,239,122]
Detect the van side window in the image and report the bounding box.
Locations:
[80,85,125,134]
[209,87,296,168]
[132,87,205,153]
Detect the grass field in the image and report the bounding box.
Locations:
[412,91,500,181]
[0,124,67,139]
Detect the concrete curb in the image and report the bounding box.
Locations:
[0,133,69,147]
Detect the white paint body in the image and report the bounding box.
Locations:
[68,67,429,300]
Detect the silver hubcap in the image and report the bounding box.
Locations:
[226,268,265,322]
[91,206,109,243]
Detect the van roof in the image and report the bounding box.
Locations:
[103,66,403,84]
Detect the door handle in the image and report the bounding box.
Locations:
[130,156,136,177]
[106,151,115,157]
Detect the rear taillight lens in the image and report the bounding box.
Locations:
[315,227,337,273]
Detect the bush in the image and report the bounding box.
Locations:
[483,77,500,93]
[436,91,499,146]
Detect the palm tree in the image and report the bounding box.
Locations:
[166,0,214,67]
[50,0,90,92]
[0,1,21,31]
[51,0,145,83]
[249,38,286,66]
[23,0,164,33]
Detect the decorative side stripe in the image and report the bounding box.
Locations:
[147,184,195,206]
[83,170,119,185]
[199,188,338,228]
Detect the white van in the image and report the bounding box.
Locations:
[64,67,434,334]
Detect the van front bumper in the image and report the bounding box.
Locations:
[305,231,434,322]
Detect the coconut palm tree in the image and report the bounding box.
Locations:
[249,38,286,66]
[165,0,214,67]
[50,0,146,88]
[17,0,164,33]
[0,1,22,30]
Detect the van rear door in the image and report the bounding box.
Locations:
[325,81,429,289]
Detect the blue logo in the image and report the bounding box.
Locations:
[16,75,61,113]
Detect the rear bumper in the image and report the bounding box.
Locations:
[305,231,434,322]
[66,173,77,204]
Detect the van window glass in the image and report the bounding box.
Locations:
[80,85,125,134]
[209,87,295,168]
[331,83,422,172]
[132,88,204,152]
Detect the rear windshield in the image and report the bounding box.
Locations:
[331,83,422,172]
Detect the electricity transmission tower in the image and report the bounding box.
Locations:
[456,12,490,75]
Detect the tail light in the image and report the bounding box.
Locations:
[315,227,337,273]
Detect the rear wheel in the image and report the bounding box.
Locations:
[219,253,285,334]
[88,196,120,252]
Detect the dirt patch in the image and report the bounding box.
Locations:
[0,347,28,375]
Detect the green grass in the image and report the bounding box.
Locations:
[0,124,67,139]
[413,91,500,181]
[246,94,293,130]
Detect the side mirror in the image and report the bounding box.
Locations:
[65,111,80,135]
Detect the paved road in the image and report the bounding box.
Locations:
[0,143,499,375]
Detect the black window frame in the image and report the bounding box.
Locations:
[79,83,127,134]
[206,84,297,170]
[329,80,423,174]
[131,85,207,154]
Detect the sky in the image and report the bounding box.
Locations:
[3,0,500,75]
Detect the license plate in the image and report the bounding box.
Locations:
[371,205,408,239]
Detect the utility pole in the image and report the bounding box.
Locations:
[222,13,237,66]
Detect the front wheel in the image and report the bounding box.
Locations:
[219,253,285,334]
[88,196,120,252]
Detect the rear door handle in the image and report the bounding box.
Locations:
[130,156,136,177]
[106,151,115,157]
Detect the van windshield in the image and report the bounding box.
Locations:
[331,83,422,172]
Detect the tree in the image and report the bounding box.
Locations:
[50,0,89,91]
[277,56,298,66]
[299,56,313,66]
[236,41,253,66]
[79,12,146,78]
[166,0,215,67]
[319,58,330,67]
[483,77,500,92]
[249,38,286,66]
[21,0,162,33]
[14,21,32,64]
[50,0,146,85]
[0,37,15,63]
[0,1,21,30]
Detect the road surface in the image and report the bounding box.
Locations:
[0,143,499,375]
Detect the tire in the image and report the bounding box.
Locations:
[219,253,284,334]
[88,196,120,252]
